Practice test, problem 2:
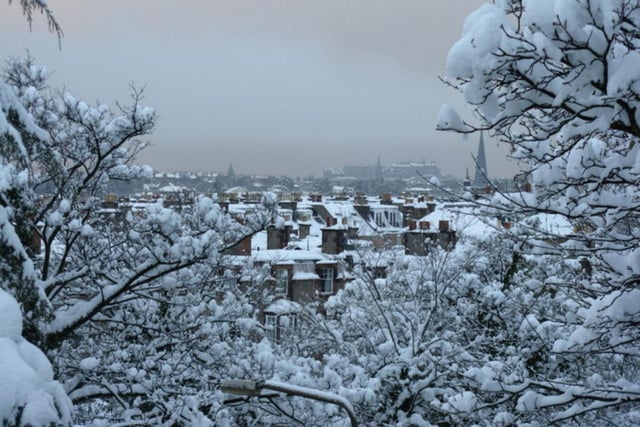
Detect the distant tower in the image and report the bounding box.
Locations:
[473,132,489,188]
[463,168,471,189]
[375,154,384,185]
[225,162,237,187]
[227,162,236,179]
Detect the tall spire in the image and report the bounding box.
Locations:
[473,131,489,188]
[227,162,235,178]
[375,154,383,184]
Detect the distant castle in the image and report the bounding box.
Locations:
[324,159,440,181]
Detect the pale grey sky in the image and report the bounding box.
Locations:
[0,0,517,178]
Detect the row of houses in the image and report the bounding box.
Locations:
[96,185,576,343]
[96,189,469,341]
[219,194,468,342]
[223,192,460,257]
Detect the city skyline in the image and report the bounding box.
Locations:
[0,1,518,178]
[150,156,466,180]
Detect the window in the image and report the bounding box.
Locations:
[265,314,277,341]
[374,211,384,227]
[374,210,400,227]
[388,211,398,227]
[275,269,289,296]
[279,314,297,331]
[264,313,297,343]
[373,267,386,279]
[320,267,334,294]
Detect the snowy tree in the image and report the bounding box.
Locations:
[1,54,158,346]
[0,4,69,425]
[439,0,640,424]
[63,262,277,425]
[250,232,559,426]
[0,55,279,424]
[0,5,282,425]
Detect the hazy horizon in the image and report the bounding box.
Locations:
[0,1,518,179]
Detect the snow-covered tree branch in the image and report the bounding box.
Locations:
[8,0,63,40]
[0,55,278,424]
[439,0,640,424]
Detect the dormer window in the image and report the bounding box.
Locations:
[375,211,384,227]
[373,208,402,228]
[388,211,398,227]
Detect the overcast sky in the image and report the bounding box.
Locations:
[0,0,517,178]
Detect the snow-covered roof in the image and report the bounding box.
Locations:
[526,213,574,236]
[227,203,259,217]
[418,201,575,239]
[253,249,326,263]
[158,183,189,193]
[322,202,360,224]
[316,259,338,265]
[292,271,320,280]
[224,186,247,194]
[418,203,493,238]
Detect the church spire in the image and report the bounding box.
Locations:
[473,131,489,188]
[227,162,235,178]
[375,154,383,184]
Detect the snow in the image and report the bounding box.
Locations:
[0,206,31,275]
[447,3,511,79]
[521,0,558,32]
[158,183,188,193]
[516,390,539,412]
[582,288,640,326]
[493,412,515,426]
[0,289,23,341]
[444,391,477,413]
[58,199,71,213]
[1,79,48,157]
[17,340,54,382]
[0,290,72,425]
[3,32,640,424]
[436,104,466,132]
[79,357,100,371]
[417,202,492,239]
[292,271,320,280]
[527,213,573,236]
[518,388,577,413]
[261,380,357,422]
[253,249,324,263]
[264,299,302,314]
